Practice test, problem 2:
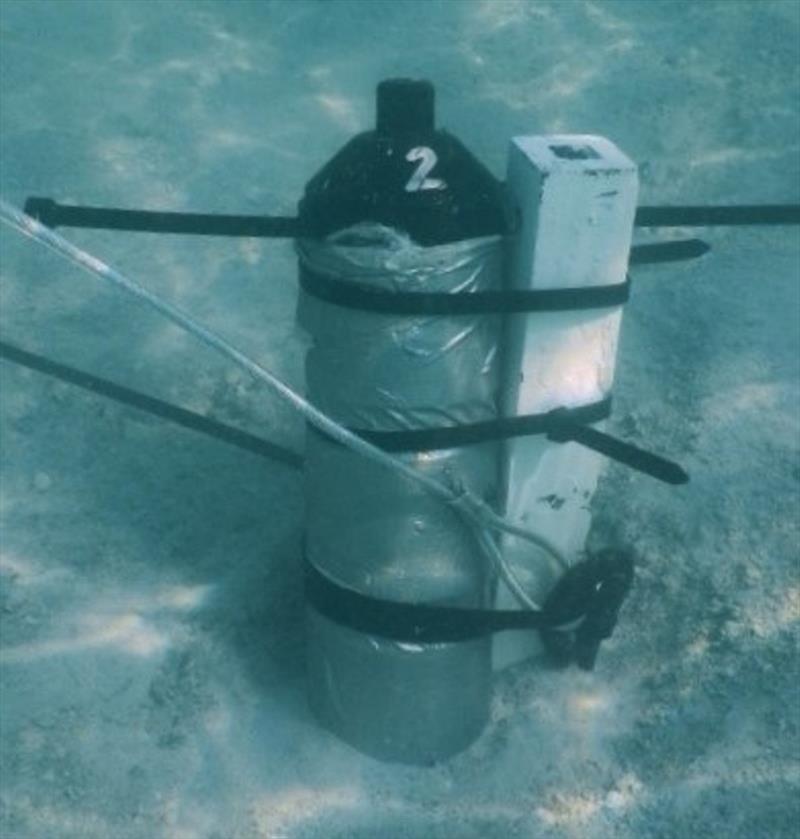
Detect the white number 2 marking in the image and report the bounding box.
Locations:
[404,147,446,192]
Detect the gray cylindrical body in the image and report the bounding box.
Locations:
[298,225,502,764]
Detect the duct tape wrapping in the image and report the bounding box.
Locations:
[297,224,503,431]
[297,224,503,763]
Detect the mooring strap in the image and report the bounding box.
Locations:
[299,265,631,315]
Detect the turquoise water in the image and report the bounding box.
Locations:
[1,1,799,837]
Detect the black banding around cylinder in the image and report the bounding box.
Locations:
[351,398,612,452]
[311,395,688,485]
[305,549,635,653]
[299,266,631,315]
[305,557,545,643]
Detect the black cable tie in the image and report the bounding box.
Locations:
[629,239,710,265]
[346,399,687,485]
[351,398,612,452]
[0,340,303,469]
[23,197,302,238]
[305,548,634,656]
[546,409,689,485]
[26,196,800,236]
[635,204,800,227]
[299,267,631,315]
[2,339,684,485]
[305,558,546,643]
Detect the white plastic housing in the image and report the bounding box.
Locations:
[493,135,638,670]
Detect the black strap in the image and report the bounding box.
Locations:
[342,397,688,485]
[27,196,799,237]
[299,265,630,315]
[635,204,800,228]
[0,340,303,470]
[353,398,612,451]
[23,197,301,238]
[2,336,684,484]
[23,197,711,268]
[305,549,633,670]
[306,558,546,643]
[629,239,710,265]
[546,409,688,485]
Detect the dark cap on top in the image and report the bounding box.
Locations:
[376,78,435,136]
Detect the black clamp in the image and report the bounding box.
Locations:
[539,548,635,670]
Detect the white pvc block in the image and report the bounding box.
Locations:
[493,135,638,671]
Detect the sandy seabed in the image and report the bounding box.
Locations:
[0,1,798,837]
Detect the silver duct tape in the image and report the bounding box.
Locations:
[297,225,503,431]
[306,609,491,766]
[305,432,498,603]
[298,225,504,763]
